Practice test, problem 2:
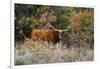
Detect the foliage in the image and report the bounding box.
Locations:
[15,40,94,65]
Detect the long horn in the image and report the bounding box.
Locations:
[49,23,70,32]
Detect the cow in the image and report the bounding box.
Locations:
[31,25,70,44]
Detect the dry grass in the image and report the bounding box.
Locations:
[15,39,94,65]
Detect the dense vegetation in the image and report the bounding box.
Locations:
[15,4,94,48]
[14,4,94,65]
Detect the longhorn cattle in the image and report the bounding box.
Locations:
[31,26,70,44]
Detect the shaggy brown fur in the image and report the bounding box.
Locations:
[31,29,63,43]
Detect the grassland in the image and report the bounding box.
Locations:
[15,39,94,65]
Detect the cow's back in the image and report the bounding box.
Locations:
[31,29,60,43]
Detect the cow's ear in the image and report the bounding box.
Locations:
[61,31,64,35]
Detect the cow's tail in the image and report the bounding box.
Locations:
[22,31,30,42]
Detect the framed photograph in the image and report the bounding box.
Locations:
[11,0,94,69]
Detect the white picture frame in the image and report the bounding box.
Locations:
[10,0,95,69]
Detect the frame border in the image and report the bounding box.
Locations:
[10,0,95,69]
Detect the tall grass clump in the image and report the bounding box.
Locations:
[15,39,94,65]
